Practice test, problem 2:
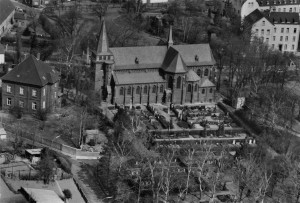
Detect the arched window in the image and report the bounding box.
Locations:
[144,86,148,94]
[120,87,124,95]
[176,76,181,89]
[194,84,198,92]
[187,84,192,92]
[168,76,173,89]
[127,86,131,95]
[152,85,156,93]
[197,69,202,77]
[136,86,140,94]
[209,88,213,93]
[204,69,209,76]
[202,89,205,94]
[160,85,164,93]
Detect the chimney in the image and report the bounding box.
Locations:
[37,53,40,60]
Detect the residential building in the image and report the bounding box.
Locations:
[1,55,60,113]
[92,21,216,106]
[0,0,15,37]
[257,0,300,13]
[244,9,300,52]
[23,0,50,7]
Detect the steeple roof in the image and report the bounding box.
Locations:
[186,69,200,82]
[168,25,174,47]
[96,20,111,55]
[162,47,187,74]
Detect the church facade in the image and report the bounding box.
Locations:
[91,21,216,105]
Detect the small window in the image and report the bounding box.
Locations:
[7,98,11,106]
[43,88,46,96]
[32,89,37,97]
[144,86,148,94]
[283,8,286,12]
[202,89,205,94]
[19,100,24,108]
[136,86,140,94]
[54,92,57,98]
[20,87,24,95]
[281,28,284,33]
[273,36,276,41]
[204,69,209,76]
[262,20,265,26]
[194,84,198,92]
[187,84,192,92]
[294,28,297,33]
[287,28,289,33]
[32,102,37,110]
[261,29,264,35]
[290,8,292,12]
[266,38,269,43]
[285,36,288,41]
[7,85,11,93]
[127,87,131,95]
[272,44,275,49]
[120,87,124,95]
[209,88,213,93]
[278,8,281,11]
[280,36,283,41]
[284,44,287,50]
[42,101,46,109]
[151,85,155,93]
[256,29,259,33]
[197,69,202,77]
[292,45,295,50]
[267,29,270,35]
[160,85,164,93]
[274,28,277,33]
[293,36,296,41]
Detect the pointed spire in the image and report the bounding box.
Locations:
[168,25,174,48]
[97,19,109,55]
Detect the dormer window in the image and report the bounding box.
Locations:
[135,57,139,64]
[195,55,199,61]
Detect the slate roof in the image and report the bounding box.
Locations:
[0,44,5,54]
[186,69,200,82]
[0,0,14,26]
[113,70,165,85]
[200,78,215,87]
[2,55,60,87]
[243,9,273,26]
[173,44,216,66]
[110,46,168,70]
[257,0,300,6]
[269,12,300,24]
[162,47,188,73]
[21,187,64,203]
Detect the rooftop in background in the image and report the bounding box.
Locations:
[0,0,15,25]
[257,0,300,6]
[25,148,42,155]
[20,187,64,203]
[269,12,300,24]
[1,55,60,87]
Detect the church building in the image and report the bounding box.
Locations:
[91,20,216,105]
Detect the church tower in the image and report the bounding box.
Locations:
[92,19,114,102]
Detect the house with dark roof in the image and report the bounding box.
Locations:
[0,0,15,37]
[243,8,300,52]
[92,21,216,105]
[1,55,60,113]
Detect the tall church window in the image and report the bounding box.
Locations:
[152,85,156,93]
[168,76,173,89]
[144,86,148,94]
[197,69,202,77]
[127,87,131,95]
[210,88,213,93]
[136,86,140,94]
[120,87,124,95]
[204,69,209,76]
[194,84,198,92]
[176,76,181,89]
[187,84,192,92]
[160,85,164,93]
[202,89,205,94]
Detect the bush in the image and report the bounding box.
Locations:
[63,189,72,199]
[9,106,23,119]
[35,109,48,121]
[88,139,96,146]
[56,156,72,174]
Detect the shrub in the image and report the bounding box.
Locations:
[63,189,72,199]
[89,139,96,146]
[56,156,72,174]
[35,109,48,121]
[9,106,23,119]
